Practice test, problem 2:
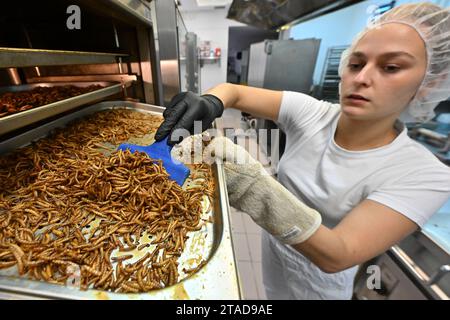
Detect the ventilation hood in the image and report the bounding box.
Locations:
[227,0,364,30]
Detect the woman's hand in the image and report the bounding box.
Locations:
[154,92,224,146]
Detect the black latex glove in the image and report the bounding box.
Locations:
[154,91,224,146]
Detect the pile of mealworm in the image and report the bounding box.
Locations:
[0,84,105,118]
[0,109,215,293]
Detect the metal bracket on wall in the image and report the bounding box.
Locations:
[264,41,272,55]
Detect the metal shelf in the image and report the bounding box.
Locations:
[0,47,128,68]
[318,45,348,103]
[109,0,152,26]
[0,81,133,136]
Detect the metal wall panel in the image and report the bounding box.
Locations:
[185,32,200,93]
[247,41,267,89]
[246,38,320,171]
[263,39,321,92]
[151,0,181,106]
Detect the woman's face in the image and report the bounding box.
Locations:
[339,23,427,121]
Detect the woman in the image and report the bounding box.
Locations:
[155,3,450,299]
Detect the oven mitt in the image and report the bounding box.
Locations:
[203,137,322,245]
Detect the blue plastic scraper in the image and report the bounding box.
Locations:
[117,136,190,186]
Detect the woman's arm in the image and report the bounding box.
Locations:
[205,137,420,273]
[292,199,418,273]
[155,84,283,144]
[206,83,283,122]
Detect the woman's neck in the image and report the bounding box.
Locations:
[334,115,400,151]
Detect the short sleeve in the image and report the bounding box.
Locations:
[277,91,338,134]
[367,165,450,227]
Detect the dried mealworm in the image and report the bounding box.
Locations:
[0,109,215,293]
[0,261,16,268]
[137,243,150,251]
[111,254,133,262]
[82,265,102,277]
[119,245,137,252]
[95,269,113,288]
[8,244,25,275]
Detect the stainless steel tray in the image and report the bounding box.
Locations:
[0,47,128,69]
[0,101,241,300]
[0,81,133,136]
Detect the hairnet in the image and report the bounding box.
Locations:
[338,3,450,122]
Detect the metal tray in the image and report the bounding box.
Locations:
[0,81,133,137]
[0,47,128,69]
[0,101,240,300]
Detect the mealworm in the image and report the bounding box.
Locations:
[123,234,135,248]
[8,244,25,275]
[119,245,137,252]
[134,252,151,267]
[111,254,133,262]
[95,269,113,288]
[137,243,150,251]
[120,282,139,293]
[0,261,16,268]
[136,268,146,291]
[82,265,102,277]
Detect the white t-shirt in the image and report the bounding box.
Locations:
[276,91,450,228]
